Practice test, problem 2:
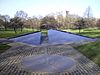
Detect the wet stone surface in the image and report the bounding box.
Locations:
[21,54,76,73]
[0,44,100,75]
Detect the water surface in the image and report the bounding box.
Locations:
[48,29,94,44]
[11,32,41,45]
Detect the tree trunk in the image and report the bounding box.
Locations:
[21,25,23,32]
[14,27,17,33]
[4,23,7,31]
[79,28,81,33]
[32,27,34,31]
[4,26,7,31]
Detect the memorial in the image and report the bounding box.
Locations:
[21,54,76,74]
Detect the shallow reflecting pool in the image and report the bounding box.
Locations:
[48,29,94,44]
[10,32,41,45]
[10,30,95,45]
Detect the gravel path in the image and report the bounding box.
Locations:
[0,43,100,75]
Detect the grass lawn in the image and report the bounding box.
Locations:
[62,28,100,38]
[0,28,37,38]
[41,29,48,36]
[75,41,100,66]
[0,44,11,53]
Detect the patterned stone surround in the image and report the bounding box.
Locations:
[0,44,100,75]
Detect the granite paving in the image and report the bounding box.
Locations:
[0,43,100,75]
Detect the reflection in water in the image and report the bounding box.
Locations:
[48,29,94,44]
[10,32,41,45]
[10,29,94,45]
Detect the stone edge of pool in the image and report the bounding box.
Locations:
[7,29,96,46]
[7,31,40,39]
[55,29,95,39]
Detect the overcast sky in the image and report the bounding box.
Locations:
[0,0,99,18]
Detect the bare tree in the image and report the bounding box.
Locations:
[27,17,35,30]
[0,19,4,30]
[1,15,10,30]
[84,6,93,18]
[15,10,28,31]
[10,17,23,33]
[74,18,86,33]
[83,6,95,28]
[15,10,28,19]
[96,19,100,29]
[40,16,58,29]
[25,16,40,31]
